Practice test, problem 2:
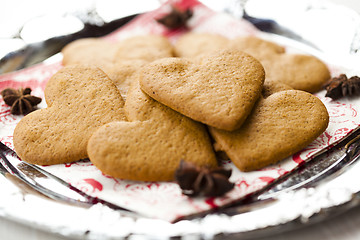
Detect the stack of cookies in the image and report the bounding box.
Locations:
[13,33,330,181]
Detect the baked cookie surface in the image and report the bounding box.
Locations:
[139,49,265,131]
[101,60,147,100]
[230,36,330,93]
[87,79,217,181]
[261,80,293,98]
[114,35,174,62]
[13,65,126,165]
[209,90,329,171]
[61,38,118,68]
[174,32,230,57]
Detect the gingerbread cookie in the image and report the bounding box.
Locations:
[13,65,126,165]
[87,79,217,181]
[261,80,293,98]
[174,32,229,57]
[229,36,330,93]
[139,49,265,131]
[209,90,329,171]
[114,35,174,63]
[102,60,147,100]
[61,38,117,68]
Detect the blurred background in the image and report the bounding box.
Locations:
[1,0,360,60]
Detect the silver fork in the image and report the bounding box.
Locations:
[0,141,135,214]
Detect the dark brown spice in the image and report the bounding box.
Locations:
[1,87,42,115]
[324,74,360,100]
[156,6,193,29]
[175,160,234,197]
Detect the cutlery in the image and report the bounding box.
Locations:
[257,131,360,200]
[228,129,360,213]
[4,127,360,223]
[0,141,135,215]
[178,128,360,221]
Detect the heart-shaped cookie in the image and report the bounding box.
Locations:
[114,35,174,63]
[209,90,329,171]
[139,49,265,131]
[101,60,147,100]
[87,79,217,181]
[230,36,330,93]
[174,32,230,58]
[13,65,126,165]
[61,38,117,69]
[261,80,293,98]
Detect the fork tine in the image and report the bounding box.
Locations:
[0,141,9,151]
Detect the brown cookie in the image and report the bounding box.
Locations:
[101,60,147,100]
[174,32,230,57]
[229,36,330,93]
[13,65,126,165]
[139,49,265,131]
[230,36,285,59]
[114,35,174,63]
[209,90,329,171]
[262,80,293,98]
[87,79,217,181]
[61,38,118,68]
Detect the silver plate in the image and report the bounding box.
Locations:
[1,0,360,239]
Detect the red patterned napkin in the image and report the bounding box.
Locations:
[1,0,360,222]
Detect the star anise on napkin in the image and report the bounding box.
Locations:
[156,6,193,29]
[1,87,42,115]
[324,74,360,100]
[175,160,234,197]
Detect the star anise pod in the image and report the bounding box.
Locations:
[324,74,360,100]
[156,6,193,29]
[175,160,234,197]
[1,87,42,115]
